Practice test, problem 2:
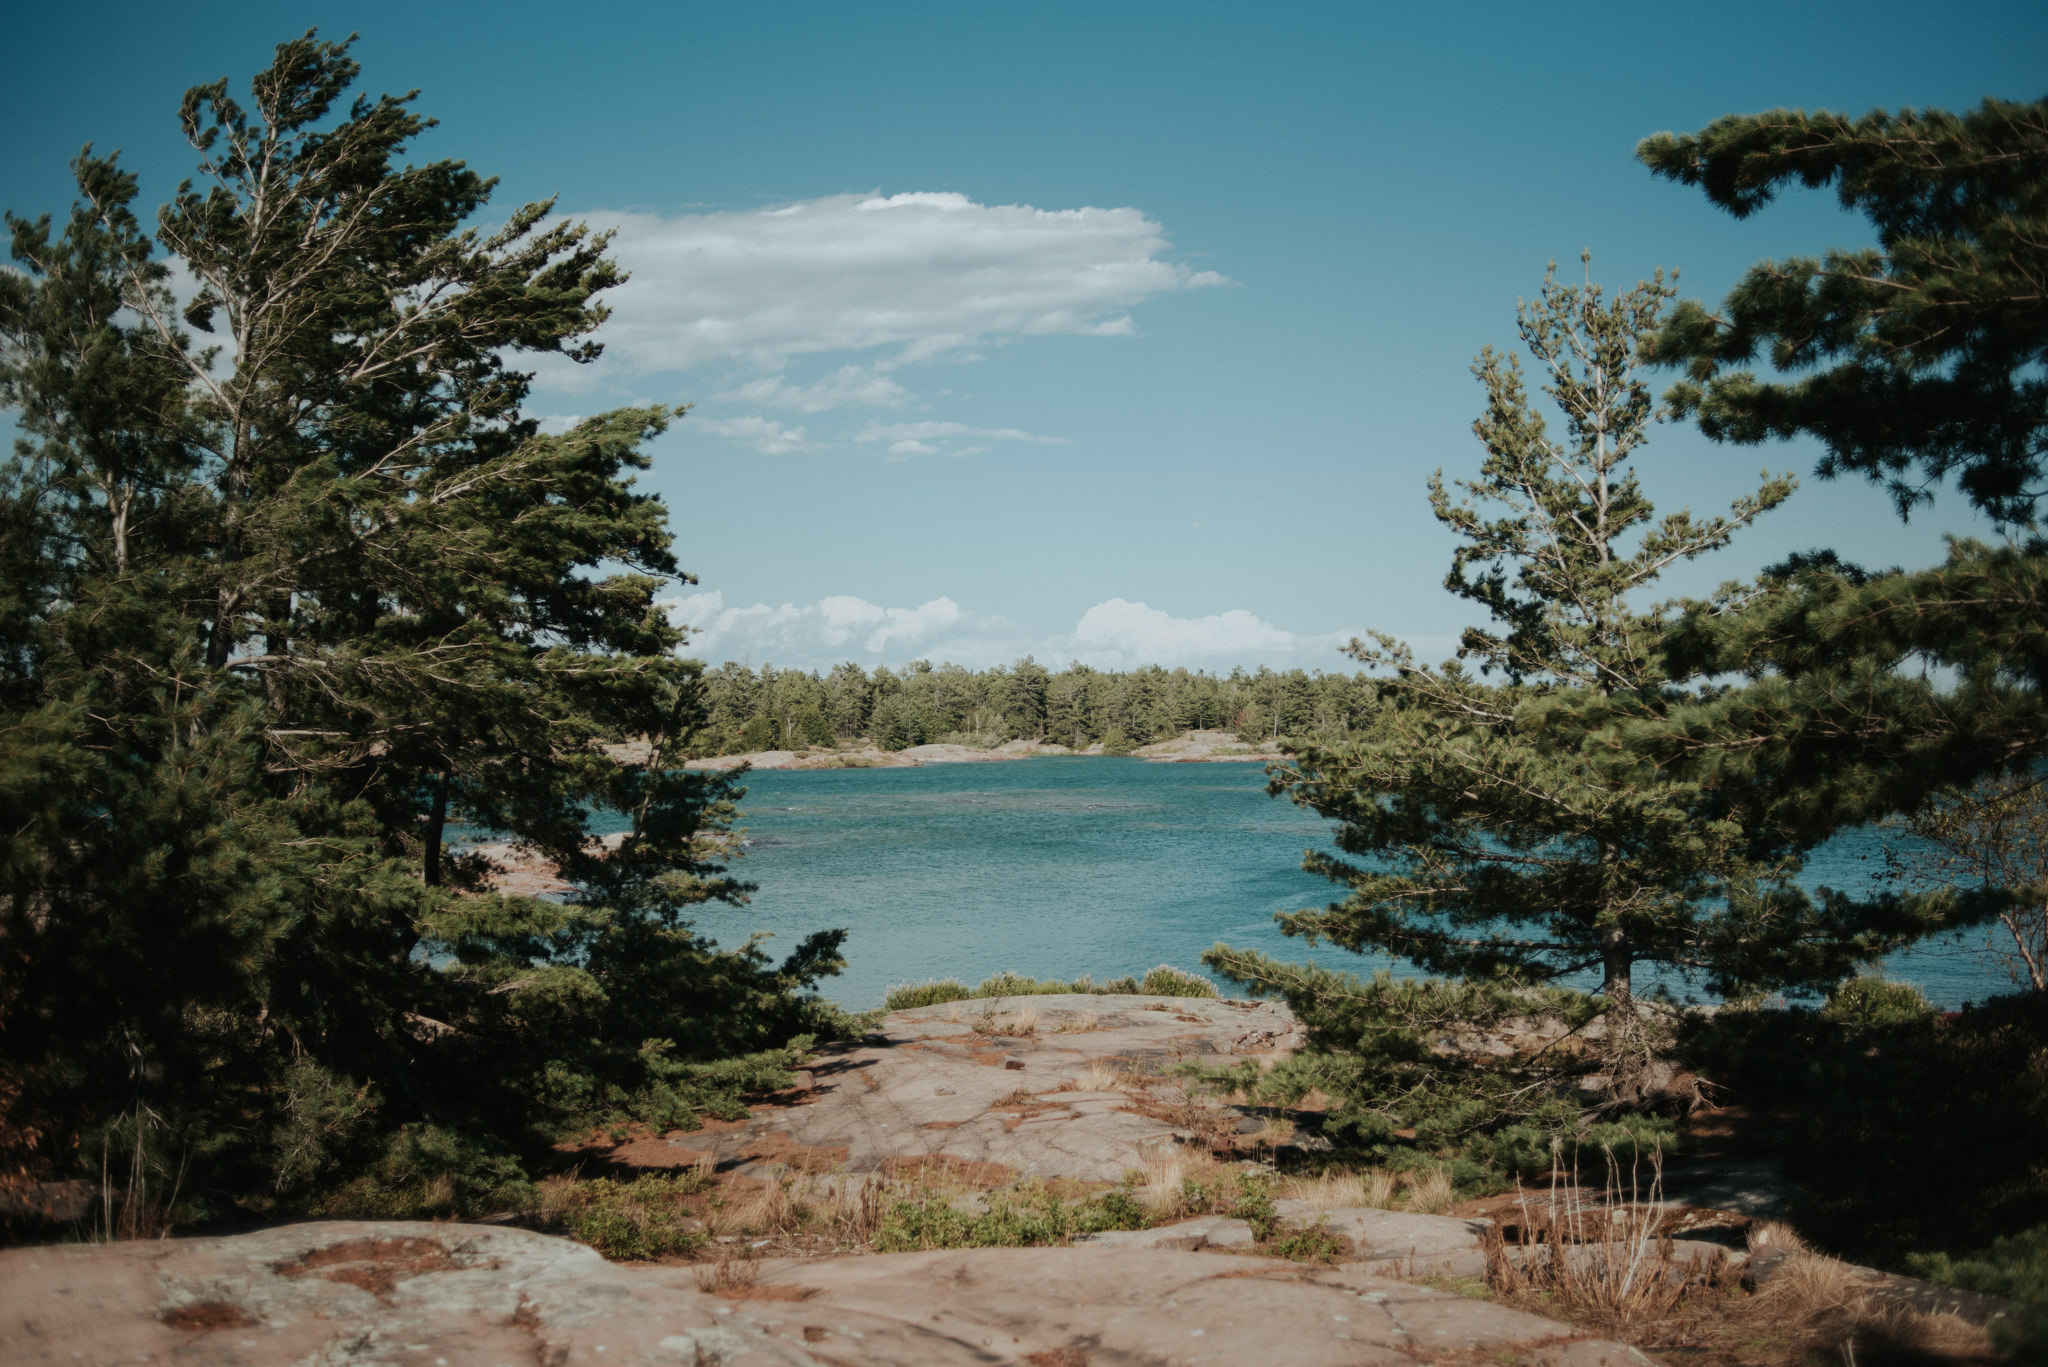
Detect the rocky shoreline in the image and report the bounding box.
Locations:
[612,728,1283,771]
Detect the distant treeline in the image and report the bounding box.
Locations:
[693,658,1381,754]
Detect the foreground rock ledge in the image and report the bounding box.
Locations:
[0,1219,1646,1366]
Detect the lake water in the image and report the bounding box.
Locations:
[603,757,2016,1011]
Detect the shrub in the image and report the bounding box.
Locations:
[564,1173,709,1260]
[1822,975,1936,1030]
[873,1184,1149,1251]
[1680,990,2048,1271]
[1193,947,1664,1189]
[1272,1221,1349,1263]
[885,980,974,1010]
[882,966,1218,1011]
[1910,1223,2048,1357]
[1140,965,1219,998]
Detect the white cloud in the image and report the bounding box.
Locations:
[855,420,1069,458]
[661,590,1360,672]
[1073,598,1297,657]
[1065,599,1354,671]
[715,364,910,412]
[692,415,816,454]
[665,590,983,661]
[585,191,1228,375]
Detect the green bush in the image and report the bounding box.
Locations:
[1271,1221,1348,1263]
[565,1173,710,1261]
[883,966,1219,1011]
[1910,1223,2048,1357]
[1140,965,1219,998]
[1822,975,1936,1030]
[1680,991,2048,1271]
[1193,947,1658,1189]
[873,1184,1149,1251]
[1230,1172,1280,1239]
[885,980,975,1010]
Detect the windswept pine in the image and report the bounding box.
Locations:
[0,34,851,1217]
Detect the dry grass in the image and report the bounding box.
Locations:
[1280,1167,1400,1213]
[1137,1146,1189,1215]
[1075,1059,1131,1093]
[972,1002,1040,1037]
[1402,1167,1456,1214]
[693,1252,759,1295]
[1053,1010,1101,1034]
[95,1106,187,1241]
[803,1173,887,1243]
[1132,1144,1226,1219]
[1484,1155,1733,1341]
[1750,1231,1994,1364]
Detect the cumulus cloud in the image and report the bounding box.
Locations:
[1069,598,1330,667]
[661,590,1359,672]
[665,590,985,662]
[691,415,816,454]
[587,191,1227,375]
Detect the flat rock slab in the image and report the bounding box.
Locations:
[630,995,1306,1184]
[0,1219,1647,1366]
[1073,1215,1257,1251]
[1275,1203,1497,1279]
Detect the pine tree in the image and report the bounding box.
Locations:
[1624,97,2048,858]
[1638,97,2047,528]
[1231,261,1883,1084]
[0,33,846,1213]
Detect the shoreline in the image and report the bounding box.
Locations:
[667,728,1282,771]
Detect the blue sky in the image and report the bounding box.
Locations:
[5,2,2044,671]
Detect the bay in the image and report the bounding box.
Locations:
[600,756,2016,1012]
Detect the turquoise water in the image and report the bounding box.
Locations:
[614,757,2015,1012]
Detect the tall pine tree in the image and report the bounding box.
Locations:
[0,33,845,1215]
[1223,261,1895,1084]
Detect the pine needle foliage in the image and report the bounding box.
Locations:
[1639,97,2048,528]
[1198,946,1672,1182]
[1623,99,2048,911]
[1880,772,2048,991]
[1254,259,1875,1062]
[0,33,850,1223]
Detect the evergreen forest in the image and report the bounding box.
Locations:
[692,657,1377,754]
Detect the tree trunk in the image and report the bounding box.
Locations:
[1599,932,1651,1105]
[1600,943,1633,1007]
[423,769,449,888]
